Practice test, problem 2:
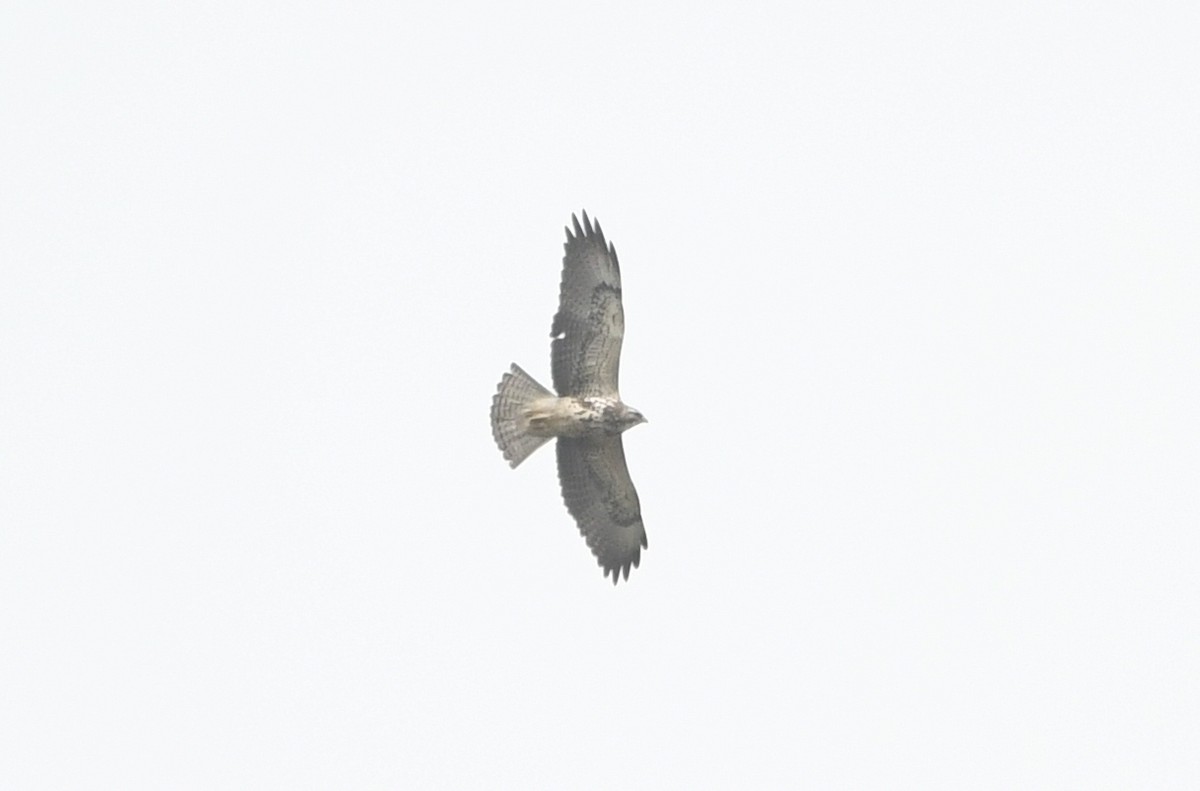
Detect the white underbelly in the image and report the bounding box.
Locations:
[523,397,612,438]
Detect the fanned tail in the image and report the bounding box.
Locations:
[491,364,554,468]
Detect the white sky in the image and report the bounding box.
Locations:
[3,2,1198,788]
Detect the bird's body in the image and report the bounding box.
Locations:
[490,211,648,584]
[523,395,629,438]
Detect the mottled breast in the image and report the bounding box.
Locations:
[524,396,622,438]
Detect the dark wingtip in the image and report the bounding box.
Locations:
[568,210,609,246]
[601,560,637,585]
[601,560,619,585]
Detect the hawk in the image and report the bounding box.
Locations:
[491,210,648,584]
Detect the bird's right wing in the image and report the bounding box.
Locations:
[550,211,624,398]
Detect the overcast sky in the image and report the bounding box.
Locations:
[3,2,1198,789]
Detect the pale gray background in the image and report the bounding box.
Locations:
[2,2,1197,789]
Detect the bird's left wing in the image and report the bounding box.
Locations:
[556,435,647,584]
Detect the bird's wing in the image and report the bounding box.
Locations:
[551,211,624,397]
[556,435,647,584]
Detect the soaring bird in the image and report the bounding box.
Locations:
[491,211,648,584]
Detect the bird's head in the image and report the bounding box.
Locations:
[622,405,648,430]
[602,400,648,434]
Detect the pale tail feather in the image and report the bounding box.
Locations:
[491,363,554,468]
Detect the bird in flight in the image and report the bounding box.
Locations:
[491,211,648,584]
